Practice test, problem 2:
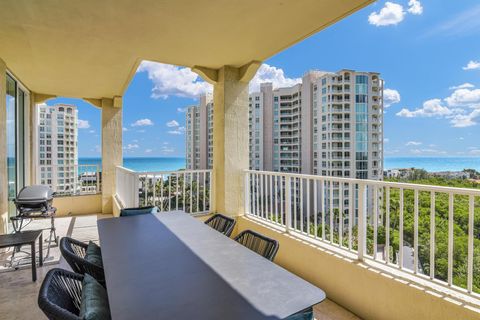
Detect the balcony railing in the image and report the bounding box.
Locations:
[244,170,480,297]
[116,167,212,215]
[37,164,101,196]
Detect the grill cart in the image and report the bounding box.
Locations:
[11,185,58,261]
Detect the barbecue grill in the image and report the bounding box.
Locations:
[11,185,58,261]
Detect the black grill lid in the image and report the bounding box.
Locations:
[15,185,54,204]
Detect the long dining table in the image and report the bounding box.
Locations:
[97,211,326,319]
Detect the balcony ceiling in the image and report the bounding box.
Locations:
[0,0,373,99]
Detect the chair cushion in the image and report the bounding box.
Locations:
[120,206,159,217]
[85,241,103,267]
[285,307,314,320]
[79,274,111,320]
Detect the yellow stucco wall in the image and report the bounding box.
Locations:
[236,216,480,320]
[53,194,102,216]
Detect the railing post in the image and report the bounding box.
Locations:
[133,173,140,207]
[244,171,250,215]
[96,165,100,193]
[357,183,366,261]
[285,175,292,233]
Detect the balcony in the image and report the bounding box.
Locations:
[104,167,480,320]
[1,0,479,319]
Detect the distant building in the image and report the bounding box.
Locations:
[185,69,384,218]
[36,104,78,194]
[185,93,213,170]
[187,69,384,179]
[432,171,471,179]
[384,169,401,178]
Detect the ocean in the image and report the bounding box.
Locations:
[384,157,480,172]
[78,156,480,173]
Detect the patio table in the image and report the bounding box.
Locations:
[0,230,43,281]
[98,211,325,320]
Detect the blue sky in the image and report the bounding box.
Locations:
[49,0,480,158]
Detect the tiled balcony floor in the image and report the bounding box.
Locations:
[0,214,361,320]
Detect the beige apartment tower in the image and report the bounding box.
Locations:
[186,69,384,182]
[186,93,213,170]
[36,103,79,194]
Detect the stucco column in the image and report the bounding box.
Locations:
[101,97,123,214]
[0,58,7,234]
[211,66,250,215]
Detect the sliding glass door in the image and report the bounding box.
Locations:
[5,74,26,222]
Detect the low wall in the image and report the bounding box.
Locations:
[236,216,480,320]
[53,194,102,216]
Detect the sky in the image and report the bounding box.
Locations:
[49,0,480,158]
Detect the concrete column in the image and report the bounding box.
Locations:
[101,97,123,214]
[0,58,7,234]
[211,66,250,215]
[192,62,260,216]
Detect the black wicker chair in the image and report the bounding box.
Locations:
[204,213,236,237]
[60,237,105,284]
[38,268,84,320]
[234,230,279,261]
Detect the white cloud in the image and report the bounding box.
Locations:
[406,141,422,146]
[449,83,475,90]
[123,127,128,132]
[168,127,185,135]
[384,138,390,143]
[137,129,146,133]
[397,87,480,128]
[383,88,401,107]
[91,145,101,153]
[407,0,423,15]
[423,5,480,38]
[89,130,95,134]
[410,148,446,155]
[463,60,480,71]
[444,88,480,107]
[145,149,153,153]
[450,109,480,128]
[131,118,154,127]
[368,2,405,26]
[160,146,174,154]
[137,61,212,99]
[139,60,301,99]
[77,119,90,129]
[396,99,452,118]
[123,143,139,150]
[177,107,187,113]
[249,64,301,92]
[469,149,480,155]
[166,120,179,127]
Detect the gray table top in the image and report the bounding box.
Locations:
[0,230,42,248]
[98,211,325,320]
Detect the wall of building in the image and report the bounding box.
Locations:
[235,216,480,320]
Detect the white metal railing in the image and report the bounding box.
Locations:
[37,164,101,196]
[115,166,212,215]
[245,169,480,296]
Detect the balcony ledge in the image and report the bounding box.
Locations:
[237,214,480,320]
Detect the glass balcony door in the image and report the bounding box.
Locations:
[6,73,27,225]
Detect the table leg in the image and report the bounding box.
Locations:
[31,242,37,282]
[39,233,43,266]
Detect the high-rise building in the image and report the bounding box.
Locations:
[186,69,384,181]
[185,93,213,170]
[36,103,78,194]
